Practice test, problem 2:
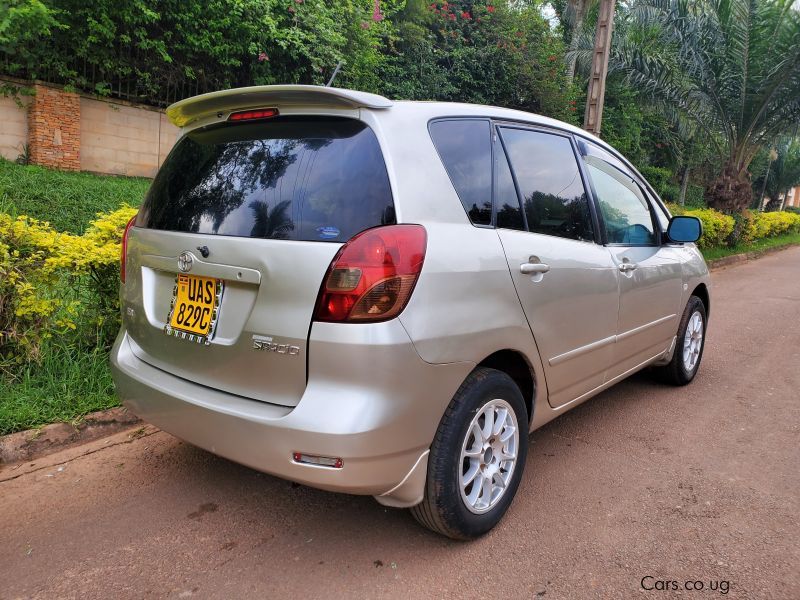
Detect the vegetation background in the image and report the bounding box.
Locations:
[1,0,799,433]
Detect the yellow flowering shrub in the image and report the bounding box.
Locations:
[665,204,800,248]
[0,206,136,371]
[752,211,800,238]
[684,208,736,249]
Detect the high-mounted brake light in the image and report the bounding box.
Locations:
[228,108,279,122]
[120,215,137,284]
[314,225,427,323]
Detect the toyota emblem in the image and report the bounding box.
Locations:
[177,251,194,273]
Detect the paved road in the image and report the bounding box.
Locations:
[2,248,799,600]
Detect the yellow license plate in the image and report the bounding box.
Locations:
[167,274,223,340]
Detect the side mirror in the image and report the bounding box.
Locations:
[667,215,702,243]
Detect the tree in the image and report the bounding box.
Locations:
[0,1,59,51]
[582,0,800,212]
[379,1,576,121]
[1,0,392,104]
[755,139,800,211]
[551,0,595,86]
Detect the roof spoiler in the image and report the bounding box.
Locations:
[166,85,393,127]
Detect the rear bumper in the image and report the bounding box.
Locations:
[110,320,472,506]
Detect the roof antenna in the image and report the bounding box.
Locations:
[326,61,344,87]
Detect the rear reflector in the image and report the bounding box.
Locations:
[293,452,343,469]
[228,108,279,122]
[314,225,427,323]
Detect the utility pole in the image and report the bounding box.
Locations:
[583,0,616,136]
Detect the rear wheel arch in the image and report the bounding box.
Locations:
[475,350,536,423]
[691,283,710,318]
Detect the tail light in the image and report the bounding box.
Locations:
[120,215,137,284]
[314,225,427,323]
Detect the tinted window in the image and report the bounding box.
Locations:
[585,161,656,245]
[494,139,525,230]
[430,119,492,225]
[137,117,394,242]
[500,128,594,242]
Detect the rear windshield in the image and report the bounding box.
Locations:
[136,117,395,242]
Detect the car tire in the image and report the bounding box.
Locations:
[410,367,528,540]
[653,295,707,386]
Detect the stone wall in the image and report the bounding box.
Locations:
[0,79,179,177]
[27,84,81,170]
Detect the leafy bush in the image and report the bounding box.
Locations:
[3,0,393,106]
[785,206,800,215]
[667,203,734,248]
[688,208,736,248]
[727,210,757,246]
[0,206,136,373]
[752,211,800,238]
[0,159,148,233]
[640,165,680,202]
[684,184,706,208]
[666,203,800,248]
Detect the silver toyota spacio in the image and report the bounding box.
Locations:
[111,85,711,539]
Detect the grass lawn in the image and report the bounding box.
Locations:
[701,231,800,261]
[0,159,149,232]
[0,345,117,435]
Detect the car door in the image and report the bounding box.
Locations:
[495,125,620,408]
[580,141,683,379]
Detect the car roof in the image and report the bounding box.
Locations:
[166,85,668,215]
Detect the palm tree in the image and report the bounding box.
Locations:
[557,0,595,86]
[574,0,800,212]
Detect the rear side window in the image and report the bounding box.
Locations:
[429,119,492,225]
[499,127,594,242]
[137,117,394,242]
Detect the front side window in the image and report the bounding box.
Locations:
[429,119,493,225]
[499,127,594,242]
[585,159,656,245]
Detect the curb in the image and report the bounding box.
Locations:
[0,407,141,466]
[708,242,800,271]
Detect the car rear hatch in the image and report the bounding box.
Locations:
[122,108,395,407]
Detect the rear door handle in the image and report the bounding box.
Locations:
[618,262,638,272]
[520,262,550,274]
